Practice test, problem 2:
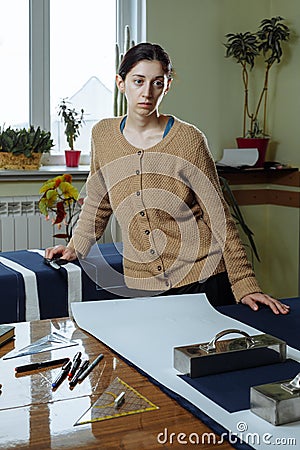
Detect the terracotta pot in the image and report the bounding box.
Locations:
[236,137,270,168]
[65,150,81,167]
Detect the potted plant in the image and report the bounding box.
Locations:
[38,174,83,242]
[224,16,290,167]
[57,98,85,167]
[0,125,54,170]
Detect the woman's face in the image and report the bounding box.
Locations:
[116,60,171,117]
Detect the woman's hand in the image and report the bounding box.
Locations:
[44,245,77,261]
[240,293,290,315]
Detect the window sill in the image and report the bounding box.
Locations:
[0,164,90,182]
[42,153,91,166]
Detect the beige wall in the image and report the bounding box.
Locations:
[147,0,300,298]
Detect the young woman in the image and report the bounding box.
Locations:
[46,42,289,315]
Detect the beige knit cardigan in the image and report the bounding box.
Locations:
[69,116,261,301]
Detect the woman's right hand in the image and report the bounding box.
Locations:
[44,245,77,261]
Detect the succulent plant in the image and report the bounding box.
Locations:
[0,125,54,157]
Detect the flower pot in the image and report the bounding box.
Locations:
[236,137,270,168]
[65,150,81,167]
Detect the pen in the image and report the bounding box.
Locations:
[68,351,82,379]
[52,360,72,389]
[15,358,70,374]
[77,354,104,383]
[69,359,89,387]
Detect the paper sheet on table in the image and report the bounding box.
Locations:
[217,148,258,167]
[71,294,300,450]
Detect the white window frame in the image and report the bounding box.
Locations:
[117,0,146,51]
[29,0,50,130]
[29,0,146,132]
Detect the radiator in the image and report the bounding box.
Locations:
[0,196,116,252]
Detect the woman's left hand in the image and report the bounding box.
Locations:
[240,293,290,315]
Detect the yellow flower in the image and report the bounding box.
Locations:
[39,180,56,194]
[63,174,72,183]
[59,181,79,200]
[45,189,58,207]
[38,197,49,215]
[38,173,82,242]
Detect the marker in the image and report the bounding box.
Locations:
[68,352,82,379]
[52,360,72,389]
[77,354,104,383]
[15,358,70,374]
[114,391,125,408]
[69,359,89,387]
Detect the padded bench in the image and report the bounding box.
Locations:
[0,242,126,324]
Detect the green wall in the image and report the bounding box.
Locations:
[147,0,300,165]
[147,0,300,298]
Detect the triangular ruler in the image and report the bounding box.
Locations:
[74,376,159,425]
[3,332,78,359]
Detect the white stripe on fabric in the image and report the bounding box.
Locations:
[0,256,40,321]
[29,250,82,316]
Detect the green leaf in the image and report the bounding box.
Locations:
[219,176,260,262]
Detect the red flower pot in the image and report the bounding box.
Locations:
[65,150,81,167]
[236,138,269,168]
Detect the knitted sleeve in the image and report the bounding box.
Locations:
[68,124,113,258]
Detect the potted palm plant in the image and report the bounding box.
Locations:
[224,16,290,167]
[58,98,85,167]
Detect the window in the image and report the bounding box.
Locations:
[50,0,116,154]
[0,0,146,157]
[0,0,29,128]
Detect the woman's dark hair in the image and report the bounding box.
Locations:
[118,42,173,81]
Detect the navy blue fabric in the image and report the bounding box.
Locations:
[1,251,69,320]
[180,359,300,412]
[0,262,25,323]
[0,243,125,323]
[179,298,300,413]
[218,298,300,351]
[103,338,254,450]
[123,297,300,447]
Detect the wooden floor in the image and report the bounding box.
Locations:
[0,318,234,449]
